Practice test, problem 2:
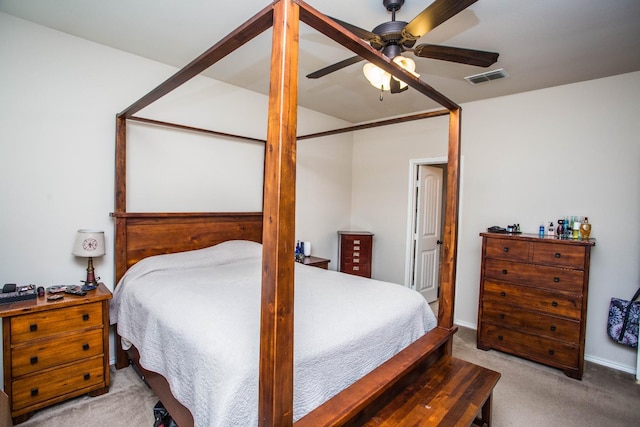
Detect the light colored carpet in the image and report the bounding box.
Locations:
[452,326,640,426]
[13,327,640,426]
[17,365,156,427]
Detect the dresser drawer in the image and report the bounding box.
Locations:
[484,259,584,293]
[479,323,579,369]
[10,302,103,344]
[483,281,582,320]
[532,242,586,269]
[341,236,372,255]
[482,301,580,342]
[12,329,104,377]
[11,356,105,411]
[485,238,529,262]
[341,263,371,278]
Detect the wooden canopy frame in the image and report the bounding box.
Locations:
[112,1,461,425]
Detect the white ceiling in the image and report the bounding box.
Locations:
[2,0,640,123]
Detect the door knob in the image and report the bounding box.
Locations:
[436,240,443,245]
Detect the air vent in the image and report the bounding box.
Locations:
[464,68,509,85]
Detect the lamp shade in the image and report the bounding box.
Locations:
[72,229,106,257]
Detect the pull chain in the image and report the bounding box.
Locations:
[379,86,384,101]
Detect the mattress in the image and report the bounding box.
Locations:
[110,240,436,426]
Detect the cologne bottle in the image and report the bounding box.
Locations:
[580,217,592,240]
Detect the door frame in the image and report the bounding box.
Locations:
[404,156,464,290]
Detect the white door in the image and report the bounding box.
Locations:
[413,165,443,302]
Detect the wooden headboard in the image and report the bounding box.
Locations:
[111,212,263,282]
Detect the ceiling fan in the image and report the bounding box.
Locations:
[307,0,499,93]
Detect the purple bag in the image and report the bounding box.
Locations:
[607,287,640,348]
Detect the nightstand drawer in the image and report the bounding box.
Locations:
[10,302,103,344]
[483,281,582,320]
[11,356,105,411]
[12,329,104,377]
[484,259,584,293]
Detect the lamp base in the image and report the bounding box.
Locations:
[81,257,100,291]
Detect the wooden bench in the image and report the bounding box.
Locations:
[362,355,500,426]
[297,327,500,427]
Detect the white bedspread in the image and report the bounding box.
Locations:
[110,240,436,427]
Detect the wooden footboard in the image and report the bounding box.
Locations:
[296,327,455,426]
[125,327,456,427]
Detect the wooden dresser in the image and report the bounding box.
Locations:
[477,233,595,379]
[1,283,112,423]
[338,231,374,278]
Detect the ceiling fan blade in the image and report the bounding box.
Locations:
[329,16,383,45]
[306,56,365,79]
[403,0,479,40]
[413,44,498,67]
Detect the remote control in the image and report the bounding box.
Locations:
[65,285,87,296]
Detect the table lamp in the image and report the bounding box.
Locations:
[72,229,105,290]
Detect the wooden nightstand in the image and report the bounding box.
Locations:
[1,283,112,424]
[301,256,330,269]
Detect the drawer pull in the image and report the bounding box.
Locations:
[83,313,90,321]
[30,324,38,332]
[502,269,508,275]
[503,247,509,252]
[500,291,506,297]
[31,388,39,397]
[353,252,360,257]
[550,325,557,332]
[83,343,90,351]
[353,246,360,251]
[497,335,503,341]
[552,301,558,307]
[353,266,360,271]
[554,252,561,258]
[499,313,505,319]
[554,277,560,283]
[548,349,555,355]
[84,373,91,380]
[354,258,360,263]
[30,356,38,365]
[353,240,360,245]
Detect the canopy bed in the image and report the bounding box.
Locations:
[110,1,497,425]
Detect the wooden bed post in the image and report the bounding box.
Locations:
[438,108,461,344]
[259,0,299,426]
[114,114,130,369]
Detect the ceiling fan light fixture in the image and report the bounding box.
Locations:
[363,62,391,90]
[363,55,419,91]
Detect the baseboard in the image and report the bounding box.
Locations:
[453,320,637,375]
[454,319,477,330]
[585,354,636,375]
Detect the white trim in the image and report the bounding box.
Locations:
[403,156,465,290]
[584,354,636,375]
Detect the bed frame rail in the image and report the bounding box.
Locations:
[296,326,456,426]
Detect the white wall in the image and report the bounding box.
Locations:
[0,12,353,386]
[351,71,640,373]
